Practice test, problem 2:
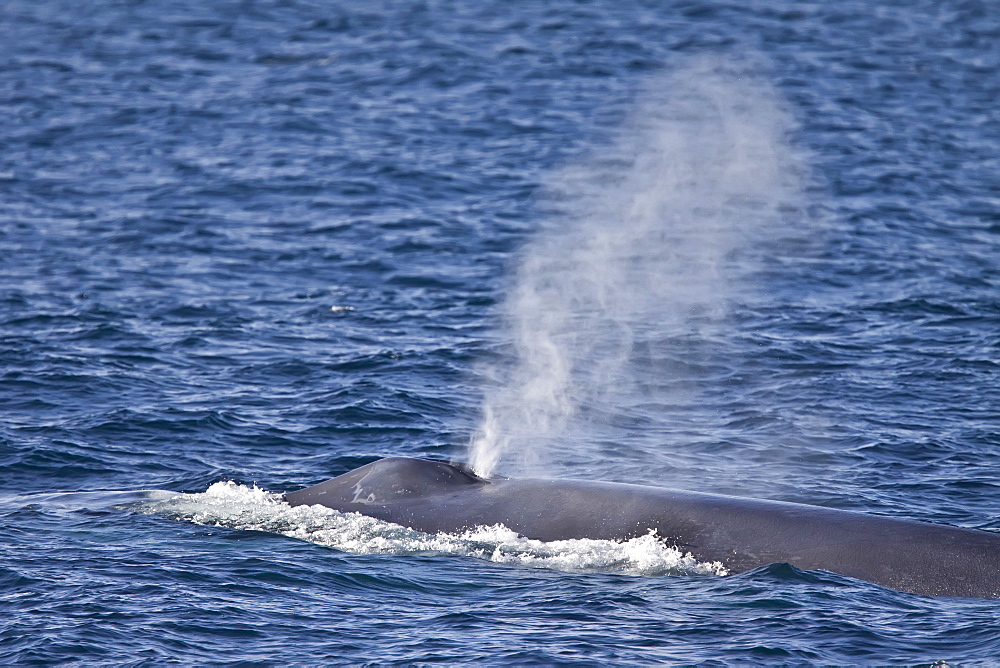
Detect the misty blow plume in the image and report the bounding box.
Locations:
[470,57,806,478]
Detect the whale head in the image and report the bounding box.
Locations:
[284,457,487,509]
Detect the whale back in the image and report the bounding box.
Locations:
[283,457,1000,598]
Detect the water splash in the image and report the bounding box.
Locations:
[469,57,805,478]
[140,482,727,577]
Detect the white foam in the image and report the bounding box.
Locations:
[141,482,727,577]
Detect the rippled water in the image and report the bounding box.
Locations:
[2,0,999,664]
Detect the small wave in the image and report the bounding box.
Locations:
[140,482,728,578]
[0,489,177,512]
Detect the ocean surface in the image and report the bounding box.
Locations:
[2,0,999,663]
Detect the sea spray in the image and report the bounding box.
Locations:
[469,57,806,478]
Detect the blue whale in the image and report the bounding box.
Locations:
[284,457,1000,598]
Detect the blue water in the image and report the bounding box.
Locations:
[3,0,999,663]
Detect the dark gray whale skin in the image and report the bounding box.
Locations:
[284,457,1000,599]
